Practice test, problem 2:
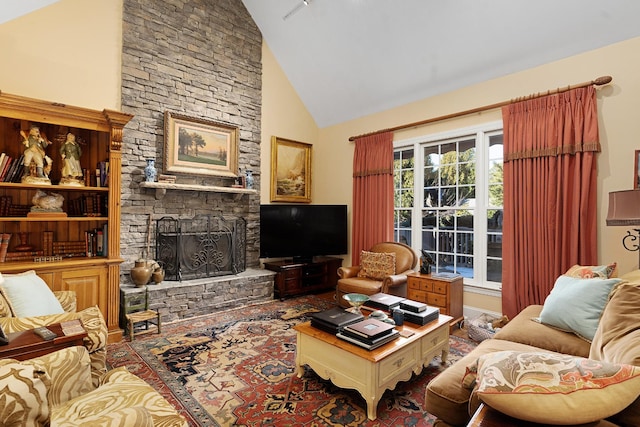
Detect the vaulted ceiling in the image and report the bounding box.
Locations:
[242,0,640,127]
[4,1,640,129]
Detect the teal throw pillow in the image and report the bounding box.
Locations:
[539,275,622,341]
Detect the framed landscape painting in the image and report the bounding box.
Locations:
[270,136,312,203]
[635,149,640,189]
[164,111,239,178]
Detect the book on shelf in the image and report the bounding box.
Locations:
[98,161,108,187]
[6,155,24,183]
[310,307,364,334]
[96,230,104,256]
[343,318,395,340]
[43,231,54,256]
[0,233,11,262]
[0,153,6,179]
[399,299,428,313]
[3,155,17,182]
[0,196,12,217]
[3,251,44,262]
[362,293,405,312]
[336,329,399,350]
[102,223,108,257]
[0,156,12,181]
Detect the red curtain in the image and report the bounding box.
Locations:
[501,86,600,319]
[351,132,394,265]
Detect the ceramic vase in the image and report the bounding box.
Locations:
[130,259,153,287]
[245,169,254,189]
[144,159,157,182]
[151,261,165,284]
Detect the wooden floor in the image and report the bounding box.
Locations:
[316,291,469,339]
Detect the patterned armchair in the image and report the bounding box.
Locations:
[0,345,187,426]
[0,289,107,386]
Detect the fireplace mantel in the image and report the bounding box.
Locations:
[140,181,257,200]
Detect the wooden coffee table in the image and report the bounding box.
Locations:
[294,314,452,420]
[0,322,87,361]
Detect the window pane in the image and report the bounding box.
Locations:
[458,162,475,185]
[459,139,476,160]
[397,229,411,246]
[396,209,411,228]
[457,232,473,255]
[439,187,456,207]
[424,166,438,188]
[422,209,437,229]
[457,210,474,231]
[457,256,474,278]
[424,188,438,207]
[487,234,502,257]
[487,258,502,282]
[441,143,456,164]
[395,189,413,208]
[488,183,502,207]
[487,209,503,232]
[440,165,456,186]
[422,229,436,251]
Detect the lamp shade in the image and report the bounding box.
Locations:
[606,190,640,226]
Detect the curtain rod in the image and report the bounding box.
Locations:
[348,75,613,142]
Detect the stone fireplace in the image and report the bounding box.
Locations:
[117,0,272,321]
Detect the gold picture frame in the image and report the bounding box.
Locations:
[164,111,238,178]
[270,136,312,203]
[635,149,640,189]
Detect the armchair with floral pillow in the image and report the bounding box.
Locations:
[336,241,418,307]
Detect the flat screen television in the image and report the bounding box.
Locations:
[260,204,348,261]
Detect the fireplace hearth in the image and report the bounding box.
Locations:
[155,215,246,281]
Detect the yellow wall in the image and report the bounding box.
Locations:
[0,0,122,111]
[260,43,319,202]
[3,0,640,315]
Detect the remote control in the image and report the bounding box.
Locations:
[33,327,57,341]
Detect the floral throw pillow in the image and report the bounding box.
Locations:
[475,350,640,425]
[357,251,396,280]
[564,262,617,279]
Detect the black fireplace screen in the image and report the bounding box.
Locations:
[155,215,246,281]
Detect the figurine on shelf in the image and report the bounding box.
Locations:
[31,190,64,212]
[59,132,84,186]
[20,125,53,184]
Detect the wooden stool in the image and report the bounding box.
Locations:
[123,287,161,341]
[125,309,161,341]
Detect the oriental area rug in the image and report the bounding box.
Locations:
[106,294,476,427]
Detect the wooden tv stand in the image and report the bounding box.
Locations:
[264,256,342,300]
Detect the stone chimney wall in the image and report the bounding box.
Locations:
[119,0,262,283]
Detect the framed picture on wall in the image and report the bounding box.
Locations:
[164,111,239,178]
[270,136,312,203]
[635,150,640,189]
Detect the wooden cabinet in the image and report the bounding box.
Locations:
[264,257,343,299]
[0,92,132,343]
[406,272,463,327]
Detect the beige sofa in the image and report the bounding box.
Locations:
[425,271,640,426]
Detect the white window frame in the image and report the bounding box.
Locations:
[394,121,503,295]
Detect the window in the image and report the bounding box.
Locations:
[393,122,503,291]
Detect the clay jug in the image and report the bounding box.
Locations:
[151,262,165,284]
[131,259,153,287]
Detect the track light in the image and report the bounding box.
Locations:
[283,0,312,21]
